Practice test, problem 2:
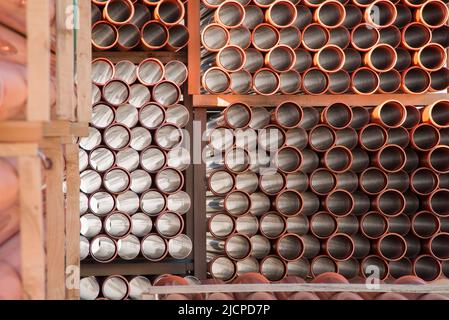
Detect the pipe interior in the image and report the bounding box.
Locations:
[158,1,183,24]
[327,235,354,260]
[211,257,236,281]
[269,46,293,72]
[412,169,438,194]
[303,69,328,94]
[103,277,128,300]
[431,68,449,91]
[362,213,387,238]
[92,60,114,85]
[226,235,251,259]
[328,71,350,94]
[276,148,301,172]
[325,147,351,172]
[379,146,405,171]
[318,46,343,72]
[261,257,286,281]
[352,26,378,49]
[343,49,362,72]
[226,192,250,215]
[379,235,406,260]
[210,214,235,238]
[203,25,228,50]
[142,235,167,260]
[243,5,264,29]
[157,169,183,193]
[318,2,344,27]
[294,49,312,72]
[104,81,129,105]
[270,2,296,27]
[280,71,301,94]
[431,101,449,127]
[168,25,189,48]
[310,126,334,151]
[311,170,335,194]
[91,236,116,261]
[361,257,388,279]
[379,27,401,48]
[218,3,244,27]
[210,171,234,194]
[118,24,140,48]
[378,191,404,216]
[311,213,337,238]
[104,169,129,194]
[352,69,378,93]
[280,27,301,48]
[327,191,353,216]
[311,256,337,276]
[431,234,449,259]
[277,191,302,216]
[141,147,166,172]
[370,46,396,71]
[420,45,445,70]
[156,125,182,149]
[277,235,303,260]
[413,212,439,238]
[361,169,387,194]
[106,0,132,23]
[260,172,285,194]
[325,104,351,129]
[157,212,182,237]
[236,215,258,236]
[303,25,328,50]
[141,190,166,215]
[219,47,245,71]
[404,24,430,49]
[261,213,285,238]
[368,2,395,26]
[415,256,441,281]
[430,147,449,173]
[142,23,168,47]
[379,70,401,93]
[421,1,447,27]
[153,82,180,106]
[139,60,164,85]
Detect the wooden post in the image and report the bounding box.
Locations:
[188,0,201,94]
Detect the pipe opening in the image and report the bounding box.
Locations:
[389,258,412,279]
[225,191,250,216]
[219,46,246,71]
[414,256,441,281]
[379,70,401,93]
[236,214,259,236]
[153,81,180,107]
[413,211,440,238]
[418,44,446,71]
[103,80,130,106]
[379,26,401,48]
[352,68,378,94]
[209,170,234,195]
[293,49,312,72]
[328,70,350,94]
[352,25,378,50]
[267,45,295,72]
[429,147,449,173]
[311,256,337,276]
[141,190,166,215]
[243,5,264,29]
[202,24,229,51]
[253,69,279,95]
[276,190,302,216]
[377,101,406,128]
[378,145,406,172]
[343,5,362,29]
[317,45,344,72]
[324,146,352,172]
[260,172,285,195]
[310,169,336,195]
[268,1,297,27]
[429,101,449,128]
[260,213,286,238]
[226,148,250,173]
[403,24,431,49]
[361,212,388,239]
[327,234,354,260]
[361,256,388,279]
[377,190,405,216]
[261,256,286,281]
[367,1,396,27]
[156,212,183,237]
[411,168,438,195]
[329,27,350,49]
[303,69,328,94]
[142,234,167,261]
[209,213,235,238]
[309,125,335,151]
[326,190,354,217]
[360,124,387,151]
[368,45,397,72]
[105,0,134,24]
[252,24,279,51]
[226,234,251,260]
[142,22,168,49]
[378,234,406,260]
[316,1,345,28]
[229,26,251,49]
[275,147,301,173]
[156,168,183,193]
[323,103,352,129]
[311,213,337,238]
[277,234,303,261]
[360,168,387,194]
[420,1,448,28]
[394,48,411,72]
[280,27,301,49]
[430,68,449,91]
[118,24,140,49]
[168,25,189,50]
[280,71,301,94]
[217,2,245,28]
[303,24,328,51]
[210,256,236,281]
[157,0,184,24]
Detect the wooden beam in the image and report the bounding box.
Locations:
[19,156,46,300]
[81,261,193,277]
[26,0,51,121]
[188,0,201,94]
[42,139,66,300]
[64,144,80,300]
[76,0,92,123]
[0,144,39,157]
[92,51,187,64]
[193,93,449,107]
[0,122,43,142]
[56,0,75,120]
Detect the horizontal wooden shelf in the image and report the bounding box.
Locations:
[193,93,449,108]
[81,260,194,277]
[92,51,187,64]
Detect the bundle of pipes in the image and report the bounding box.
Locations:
[79,58,192,263]
[200,0,449,95]
[205,101,449,283]
[92,0,189,51]
[0,159,21,299]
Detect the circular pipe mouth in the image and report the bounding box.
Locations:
[350,106,370,130]
[387,127,409,149]
[276,234,304,261]
[89,146,116,173]
[379,69,401,94]
[167,24,189,51]
[155,168,184,194]
[325,189,354,217]
[130,169,153,195]
[309,124,335,152]
[361,212,388,239]
[314,45,345,73]
[402,105,421,129]
[389,258,413,280]
[129,84,151,108]
[234,172,259,194]
[314,1,346,28]
[251,23,279,52]
[155,0,185,26]
[322,103,352,130]
[275,190,303,217]
[139,103,166,130]
[209,213,236,238]
[236,257,260,276]
[286,214,309,236]
[329,26,350,49]
[117,24,140,50]
[215,1,245,28]
[131,3,151,29]
[310,169,336,195]
[287,258,311,279]
[224,102,252,129]
[250,234,271,259]
[302,23,329,52]
[394,4,412,28]
[131,213,153,238]
[372,100,406,128]
[328,70,350,94]
[103,168,131,195]
[141,20,169,50]
[414,43,447,72]
[300,107,321,130]
[343,4,362,28]
[88,192,116,216]
[430,67,449,92]
[260,256,287,281]
[258,125,286,152]
[417,0,449,28]
[293,48,313,73]
[302,68,329,94]
[90,235,118,263]
[243,5,264,29]
[91,103,115,129]
[322,146,352,173]
[114,60,137,85]
[375,189,405,217]
[279,26,301,49]
[141,234,168,261]
[102,79,130,106]
[279,70,302,95]
[225,147,250,173]
[235,214,259,237]
[155,211,184,238]
[284,172,309,193]
[379,25,401,48]
[376,233,407,261]
[152,81,181,107]
[217,45,246,72]
[423,100,449,129]
[209,256,237,282]
[259,171,286,195]
[335,171,358,192]
[388,214,411,236]
[243,48,265,73]
[103,124,131,151]
[260,212,287,239]
[225,234,252,260]
[412,211,440,239]
[266,0,297,28]
[351,67,379,94]
[104,0,135,25]
[394,47,412,72]
[141,190,167,216]
[165,104,189,128]
[104,212,132,239]
[230,70,252,94]
[360,167,387,195]
[225,191,251,216]
[209,170,235,195]
[365,0,397,28]
[168,234,192,259]
[311,256,338,277]
[310,212,337,238]
[342,48,362,73]
[155,124,183,150]
[359,124,387,151]
[91,58,115,85]
[167,191,191,215]
[137,58,165,86]
[428,189,449,217]
[402,23,431,50]
[351,23,379,51]
[274,146,302,173]
[202,23,230,52]
[336,259,360,281]
[413,255,442,281]
[376,144,406,173]
[102,276,130,300]
[428,146,449,173]
[365,44,397,72]
[253,68,280,95]
[266,45,295,72]
[410,168,439,196]
[326,233,355,261]
[80,214,102,238]
[229,26,251,49]
[361,255,389,280]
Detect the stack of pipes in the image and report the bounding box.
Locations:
[79,58,192,263]
[80,273,449,300]
[92,0,189,51]
[205,100,449,283]
[0,159,21,299]
[200,0,449,95]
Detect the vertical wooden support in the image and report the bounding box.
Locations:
[64,143,80,299]
[193,108,207,279]
[76,0,93,123]
[19,155,46,300]
[42,139,66,299]
[56,0,75,120]
[188,0,201,95]
[26,0,51,121]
